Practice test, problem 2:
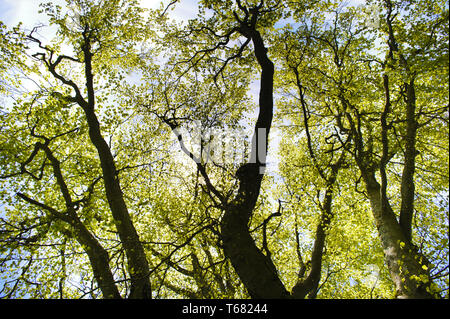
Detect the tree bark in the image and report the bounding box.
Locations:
[399,78,418,242]
[70,218,123,299]
[361,171,437,298]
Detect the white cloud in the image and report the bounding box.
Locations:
[0,0,199,28]
[145,0,198,22]
[0,0,52,28]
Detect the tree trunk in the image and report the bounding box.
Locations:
[291,181,334,299]
[399,78,418,242]
[82,106,151,299]
[80,36,151,299]
[71,218,122,299]
[219,25,290,299]
[221,185,290,298]
[362,171,437,298]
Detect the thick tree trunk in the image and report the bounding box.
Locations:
[219,25,290,299]
[399,78,418,242]
[71,218,122,299]
[362,171,437,298]
[221,178,290,298]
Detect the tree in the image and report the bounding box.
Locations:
[0,0,448,299]
[272,0,448,298]
[1,0,153,298]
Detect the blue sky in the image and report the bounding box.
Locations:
[0,0,199,28]
[0,0,49,27]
